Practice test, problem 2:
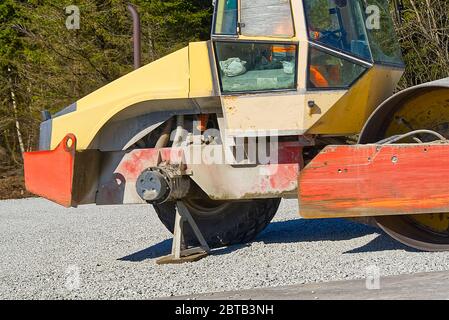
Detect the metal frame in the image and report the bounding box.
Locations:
[95,142,302,205]
[156,201,211,265]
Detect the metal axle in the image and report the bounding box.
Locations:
[136,168,191,203]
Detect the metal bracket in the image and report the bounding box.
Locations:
[156,201,211,264]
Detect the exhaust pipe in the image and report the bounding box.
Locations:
[127,3,141,69]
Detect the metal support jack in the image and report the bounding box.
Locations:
[156,201,211,264]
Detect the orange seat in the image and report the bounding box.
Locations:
[310,66,329,87]
[272,45,296,54]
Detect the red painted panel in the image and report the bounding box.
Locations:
[99,143,303,204]
[116,147,184,180]
[23,135,76,207]
[299,144,449,218]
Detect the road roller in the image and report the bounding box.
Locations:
[23,0,449,261]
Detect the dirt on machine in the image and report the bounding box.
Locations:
[23,0,449,262]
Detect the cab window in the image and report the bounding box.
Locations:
[304,0,371,61]
[308,46,367,89]
[240,0,294,38]
[365,0,403,65]
[304,0,403,66]
[214,0,238,35]
[215,42,297,93]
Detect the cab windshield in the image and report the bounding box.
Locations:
[304,0,403,66]
[214,0,238,35]
[213,0,294,38]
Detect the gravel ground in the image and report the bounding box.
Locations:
[1,198,449,299]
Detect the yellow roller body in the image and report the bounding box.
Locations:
[50,42,215,150]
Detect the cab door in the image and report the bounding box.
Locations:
[211,0,308,136]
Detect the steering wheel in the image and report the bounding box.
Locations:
[319,29,344,44]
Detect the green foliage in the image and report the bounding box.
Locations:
[0,0,212,165]
[396,0,449,89]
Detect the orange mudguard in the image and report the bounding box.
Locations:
[23,134,76,207]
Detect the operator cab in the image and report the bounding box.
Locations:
[211,0,404,93]
[304,0,404,88]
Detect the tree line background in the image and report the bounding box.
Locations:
[0,0,212,172]
[0,0,448,173]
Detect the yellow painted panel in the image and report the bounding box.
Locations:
[189,42,215,98]
[51,46,191,150]
[303,91,346,129]
[307,66,403,135]
[385,89,449,138]
[222,91,345,134]
[223,92,305,133]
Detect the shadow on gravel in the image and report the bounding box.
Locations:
[258,218,377,243]
[119,218,417,262]
[258,218,418,253]
[119,239,172,262]
[344,233,420,253]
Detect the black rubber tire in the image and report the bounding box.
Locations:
[153,198,281,248]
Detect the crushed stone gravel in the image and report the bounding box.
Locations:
[1,198,448,299]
